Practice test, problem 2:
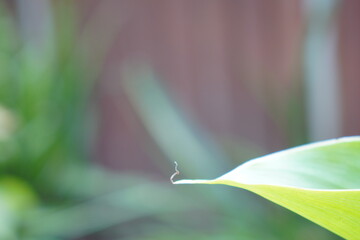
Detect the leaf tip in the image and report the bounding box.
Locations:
[173,179,214,185]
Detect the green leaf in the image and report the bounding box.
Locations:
[175,136,360,240]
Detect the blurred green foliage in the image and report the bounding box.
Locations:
[0,1,95,238]
[0,1,343,240]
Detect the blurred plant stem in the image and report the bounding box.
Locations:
[303,0,342,141]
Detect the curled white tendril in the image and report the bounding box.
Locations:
[170,161,179,184]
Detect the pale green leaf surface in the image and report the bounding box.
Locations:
[175,136,360,240]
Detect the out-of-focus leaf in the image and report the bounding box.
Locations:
[122,65,228,179]
[175,136,360,240]
[24,181,202,239]
[0,176,38,239]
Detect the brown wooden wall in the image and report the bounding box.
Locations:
[339,0,360,135]
[78,0,360,172]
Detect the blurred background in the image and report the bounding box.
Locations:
[0,0,358,239]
